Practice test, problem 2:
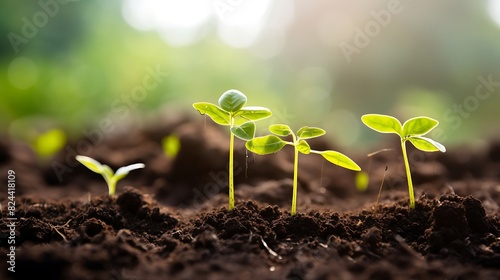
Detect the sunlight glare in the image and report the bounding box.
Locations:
[122,0,212,46]
[122,0,279,48]
[488,0,500,27]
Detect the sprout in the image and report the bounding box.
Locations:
[75,155,145,196]
[361,114,446,209]
[246,124,361,215]
[193,89,272,210]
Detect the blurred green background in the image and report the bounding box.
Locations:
[1,0,500,150]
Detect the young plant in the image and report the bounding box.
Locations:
[246,124,361,215]
[76,155,145,196]
[192,89,272,210]
[361,114,446,209]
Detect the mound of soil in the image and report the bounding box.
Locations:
[1,118,499,279]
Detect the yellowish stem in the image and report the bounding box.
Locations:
[291,144,299,216]
[108,178,116,197]
[401,140,415,209]
[229,131,235,210]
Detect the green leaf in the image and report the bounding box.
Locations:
[115,163,145,181]
[162,134,181,158]
[361,114,403,136]
[408,136,446,152]
[403,116,439,137]
[269,124,293,136]
[76,155,103,174]
[296,139,311,154]
[231,121,256,141]
[297,127,326,139]
[315,150,361,171]
[218,89,247,113]
[246,135,287,155]
[234,106,272,121]
[193,102,230,125]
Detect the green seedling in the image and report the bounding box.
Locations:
[361,114,446,209]
[75,155,145,196]
[193,89,272,210]
[246,124,361,215]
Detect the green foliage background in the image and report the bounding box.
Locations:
[1,0,500,149]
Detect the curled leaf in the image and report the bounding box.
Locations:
[115,163,146,181]
[408,136,446,152]
[218,89,247,113]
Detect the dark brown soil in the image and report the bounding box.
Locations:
[1,118,499,279]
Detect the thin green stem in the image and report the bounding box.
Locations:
[229,130,235,210]
[401,139,415,209]
[291,145,299,216]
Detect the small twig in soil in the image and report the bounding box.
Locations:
[394,235,424,261]
[260,237,282,260]
[375,166,388,210]
[49,219,72,243]
[367,148,394,157]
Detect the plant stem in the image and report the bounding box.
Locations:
[401,140,415,209]
[291,145,299,216]
[228,131,235,210]
[108,179,116,197]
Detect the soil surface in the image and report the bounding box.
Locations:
[1,117,499,279]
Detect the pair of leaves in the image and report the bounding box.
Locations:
[361,114,446,152]
[76,155,145,195]
[246,124,325,155]
[268,124,325,139]
[245,125,361,171]
[193,90,272,140]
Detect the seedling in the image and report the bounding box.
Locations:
[193,89,272,210]
[75,155,145,196]
[361,114,446,209]
[246,124,361,215]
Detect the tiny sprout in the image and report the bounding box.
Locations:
[361,114,446,209]
[76,155,145,196]
[162,134,181,159]
[193,89,272,210]
[246,124,361,215]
